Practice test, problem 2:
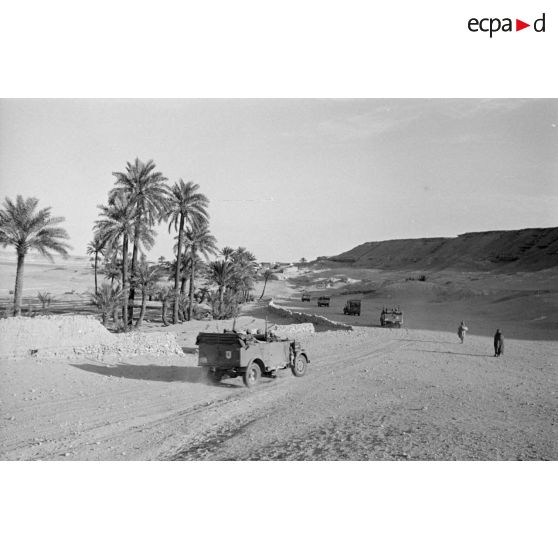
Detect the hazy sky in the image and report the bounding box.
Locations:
[0,99,556,262]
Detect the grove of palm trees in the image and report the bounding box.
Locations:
[1,157,269,329]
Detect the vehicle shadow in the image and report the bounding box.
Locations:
[71,363,243,388]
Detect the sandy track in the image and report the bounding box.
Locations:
[1,326,555,461]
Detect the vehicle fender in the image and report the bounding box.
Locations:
[297,351,310,364]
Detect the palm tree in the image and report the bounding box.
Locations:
[133,261,162,327]
[0,196,71,316]
[86,233,105,295]
[90,283,123,327]
[94,192,135,330]
[103,261,121,287]
[185,224,217,320]
[221,246,235,262]
[231,247,257,302]
[110,158,168,321]
[197,286,211,304]
[164,180,210,323]
[208,259,234,316]
[259,269,273,300]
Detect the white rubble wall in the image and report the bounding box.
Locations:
[268,300,353,331]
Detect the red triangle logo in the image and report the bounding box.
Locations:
[516,19,530,31]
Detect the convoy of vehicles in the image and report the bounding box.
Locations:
[196,330,310,388]
[302,292,404,325]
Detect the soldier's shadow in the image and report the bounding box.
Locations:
[71,363,243,387]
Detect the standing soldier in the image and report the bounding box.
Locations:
[457,321,468,343]
[494,329,504,357]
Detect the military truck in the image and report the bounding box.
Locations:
[380,307,403,328]
[343,299,361,316]
[317,296,330,307]
[301,292,311,302]
[196,330,310,388]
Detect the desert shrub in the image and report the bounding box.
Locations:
[211,292,241,320]
[25,303,38,317]
[90,283,123,327]
[37,291,54,310]
[0,305,14,319]
[192,303,211,320]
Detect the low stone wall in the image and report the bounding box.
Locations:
[268,300,353,331]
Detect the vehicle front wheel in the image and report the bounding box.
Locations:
[243,361,262,388]
[292,354,308,377]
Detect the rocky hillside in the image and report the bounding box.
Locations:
[328,228,558,271]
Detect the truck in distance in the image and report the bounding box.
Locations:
[343,299,361,316]
[380,307,403,328]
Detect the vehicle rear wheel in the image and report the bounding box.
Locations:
[292,354,308,377]
[243,361,261,388]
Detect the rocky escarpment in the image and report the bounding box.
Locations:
[328,227,558,271]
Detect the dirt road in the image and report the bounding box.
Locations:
[2,325,555,460]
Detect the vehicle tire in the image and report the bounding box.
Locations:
[291,354,308,377]
[243,361,262,388]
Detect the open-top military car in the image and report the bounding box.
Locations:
[301,292,311,302]
[317,296,330,307]
[343,299,361,316]
[196,330,310,388]
[380,307,403,328]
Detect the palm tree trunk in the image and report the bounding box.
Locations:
[121,235,129,331]
[173,214,185,324]
[13,251,25,316]
[112,306,120,328]
[188,251,196,321]
[128,224,140,324]
[180,276,187,294]
[136,291,147,328]
[162,299,169,326]
[94,252,98,295]
[219,286,224,316]
[259,277,269,300]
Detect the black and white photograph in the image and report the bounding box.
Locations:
[0,2,556,557]
[1,98,556,461]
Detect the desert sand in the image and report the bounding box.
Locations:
[0,256,556,460]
